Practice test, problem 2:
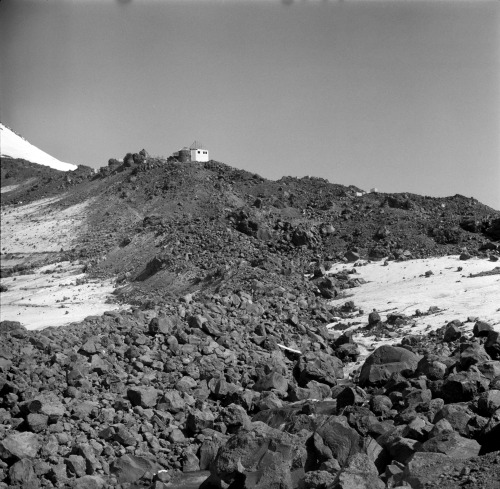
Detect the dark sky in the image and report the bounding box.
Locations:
[1,0,499,209]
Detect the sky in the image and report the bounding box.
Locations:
[1,0,499,210]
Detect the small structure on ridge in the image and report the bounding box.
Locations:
[171,141,209,163]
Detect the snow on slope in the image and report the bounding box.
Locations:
[327,256,500,374]
[0,123,77,171]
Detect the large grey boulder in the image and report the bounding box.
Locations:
[294,351,344,387]
[0,432,40,460]
[127,386,159,408]
[211,421,307,487]
[110,454,160,484]
[335,453,385,489]
[420,432,481,459]
[359,345,420,387]
[441,370,489,403]
[485,330,500,360]
[314,415,361,467]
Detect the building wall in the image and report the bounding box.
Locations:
[178,149,191,163]
[191,149,209,162]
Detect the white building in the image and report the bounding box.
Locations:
[189,141,209,162]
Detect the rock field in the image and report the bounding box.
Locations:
[1,152,500,488]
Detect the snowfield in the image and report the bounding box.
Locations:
[1,196,124,330]
[327,255,500,373]
[0,262,123,330]
[1,196,91,253]
[0,123,77,171]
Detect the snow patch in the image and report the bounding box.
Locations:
[328,255,500,331]
[327,256,500,373]
[0,262,124,330]
[1,196,91,253]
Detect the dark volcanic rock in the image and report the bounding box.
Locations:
[0,320,25,333]
[441,371,489,403]
[294,352,343,387]
[127,386,159,408]
[314,415,361,466]
[473,320,494,338]
[9,458,39,488]
[420,432,481,459]
[359,345,420,387]
[110,454,160,484]
[211,422,307,487]
[0,432,40,460]
[485,330,500,360]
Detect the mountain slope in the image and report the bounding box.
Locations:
[2,150,499,306]
[1,150,500,488]
[0,123,77,171]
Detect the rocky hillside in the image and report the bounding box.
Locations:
[1,151,500,488]
[4,151,499,302]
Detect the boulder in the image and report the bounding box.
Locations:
[477,390,500,416]
[433,404,472,436]
[368,311,381,326]
[0,320,25,333]
[31,391,66,421]
[428,419,454,438]
[478,413,500,454]
[299,470,337,489]
[294,352,343,387]
[187,409,215,434]
[27,413,48,432]
[65,455,87,477]
[127,386,159,408]
[345,251,360,262]
[148,316,174,335]
[335,453,385,489]
[416,355,447,380]
[457,343,490,369]
[9,459,39,488]
[486,217,500,240]
[211,422,306,487]
[336,387,366,412]
[441,371,489,403]
[110,454,160,484]
[473,320,494,338]
[199,438,226,470]
[182,451,200,472]
[314,416,361,466]
[443,323,461,342]
[420,432,480,459]
[388,437,420,465]
[218,404,252,434]
[485,330,500,360]
[71,475,106,489]
[370,395,393,416]
[157,390,186,413]
[401,417,433,442]
[477,361,500,380]
[359,345,420,387]
[253,371,289,394]
[0,431,40,460]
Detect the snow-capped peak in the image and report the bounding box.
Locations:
[0,123,77,172]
